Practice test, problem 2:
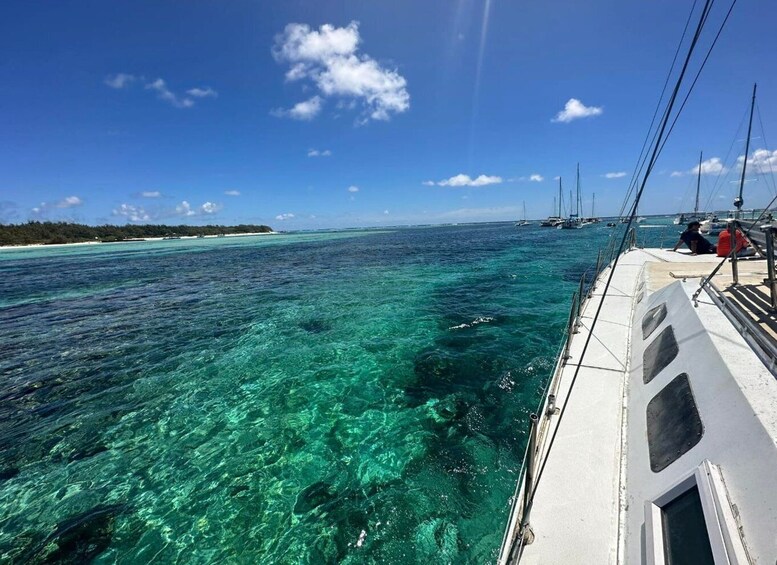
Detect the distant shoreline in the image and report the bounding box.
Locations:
[0,231,278,250]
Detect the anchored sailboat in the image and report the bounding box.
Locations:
[515,201,530,227]
[540,179,563,227]
[674,150,707,225]
[559,164,583,229]
[583,192,600,224]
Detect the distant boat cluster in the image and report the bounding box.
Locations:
[533,164,602,229]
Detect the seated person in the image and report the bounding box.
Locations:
[671,221,716,255]
[716,224,754,257]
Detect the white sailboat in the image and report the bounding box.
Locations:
[515,201,530,227]
[540,182,563,227]
[674,151,708,226]
[559,165,583,229]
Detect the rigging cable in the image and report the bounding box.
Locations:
[755,103,777,197]
[653,0,738,169]
[617,0,735,227]
[698,106,748,213]
[614,0,700,223]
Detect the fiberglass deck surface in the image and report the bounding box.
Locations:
[518,250,651,565]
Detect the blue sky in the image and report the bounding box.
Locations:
[2,0,776,229]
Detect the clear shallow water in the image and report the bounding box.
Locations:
[0,222,675,563]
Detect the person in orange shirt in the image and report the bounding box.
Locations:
[716,224,752,257]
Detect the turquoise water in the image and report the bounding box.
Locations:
[0,222,675,563]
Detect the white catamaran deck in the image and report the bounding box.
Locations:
[514,248,777,564]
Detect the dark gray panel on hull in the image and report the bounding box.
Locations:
[642,302,667,340]
[643,325,678,384]
[646,373,703,473]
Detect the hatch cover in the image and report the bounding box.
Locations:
[646,373,703,472]
[642,302,667,340]
[643,325,678,384]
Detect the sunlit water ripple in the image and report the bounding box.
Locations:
[0,222,675,563]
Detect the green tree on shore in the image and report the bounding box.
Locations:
[0,222,274,246]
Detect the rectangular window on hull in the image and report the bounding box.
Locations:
[643,461,749,565]
[661,486,715,565]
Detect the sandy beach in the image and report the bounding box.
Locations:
[0,231,278,250]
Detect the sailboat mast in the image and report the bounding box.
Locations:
[695,151,702,215]
[558,178,562,218]
[592,192,595,218]
[735,83,757,219]
[576,163,581,217]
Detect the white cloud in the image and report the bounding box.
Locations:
[276,213,295,220]
[176,201,197,216]
[32,195,84,215]
[56,196,83,208]
[738,148,777,172]
[200,202,222,214]
[670,171,684,177]
[273,21,410,123]
[272,96,323,120]
[552,98,603,123]
[604,171,627,179]
[145,79,194,109]
[141,191,161,198]
[105,73,135,89]
[529,174,544,182]
[347,185,359,193]
[422,180,435,186]
[224,190,241,196]
[106,74,216,108]
[434,174,503,187]
[186,87,218,98]
[113,203,151,222]
[692,157,726,175]
[175,200,221,216]
[276,22,360,62]
[307,148,332,157]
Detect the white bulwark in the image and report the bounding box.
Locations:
[499,247,777,564]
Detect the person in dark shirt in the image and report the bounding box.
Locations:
[671,221,716,255]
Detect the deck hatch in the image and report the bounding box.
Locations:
[642,302,667,340]
[646,373,703,472]
[643,325,678,384]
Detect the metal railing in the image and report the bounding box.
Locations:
[764,227,777,310]
[745,223,777,310]
[704,280,777,375]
